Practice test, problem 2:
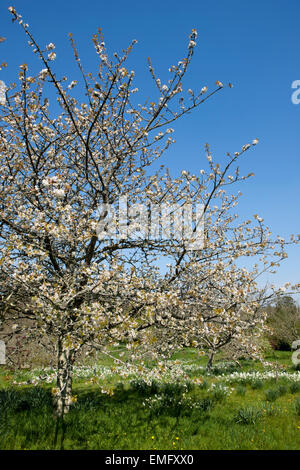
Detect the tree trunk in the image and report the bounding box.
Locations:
[206,351,215,372]
[53,337,74,418]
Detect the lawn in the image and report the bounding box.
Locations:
[0,349,300,450]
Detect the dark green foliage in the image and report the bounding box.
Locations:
[234,406,262,425]
[208,361,239,375]
[236,385,247,396]
[0,387,52,413]
[266,296,300,351]
[129,379,159,396]
[289,382,300,394]
[295,397,300,415]
[251,380,264,390]
[264,385,287,402]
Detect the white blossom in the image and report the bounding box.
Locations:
[52,188,65,198]
[48,52,56,61]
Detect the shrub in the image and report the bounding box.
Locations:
[73,393,103,411]
[198,379,208,390]
[209,361,239,375]
[0,388,18,412]
[294,397,300,416]
[195,397,213,412]
[234,406,262,425]
[261,403,277,416]
[210,384,231,402]
[0,387,52,412]
[114,382,125,394]
[264,388,280,402]
[129,379,159,396]
[276,385,288,397]
[143,392,213,418]
[290,382,300,394]
[251,380,264,390]
[236,385,247,396]
[143,394,183,417]
[160,382,188,397]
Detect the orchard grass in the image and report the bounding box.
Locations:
[0,350,300,450]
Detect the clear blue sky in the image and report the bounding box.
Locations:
[0,0,299,297]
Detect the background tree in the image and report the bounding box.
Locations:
[266,296,300,351]
[136,262,289,371]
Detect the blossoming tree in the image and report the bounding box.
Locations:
[0,6,298,417]
[133,250,299,371]
[161,263,274,370]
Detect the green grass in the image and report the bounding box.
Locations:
[0,350,300,450]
